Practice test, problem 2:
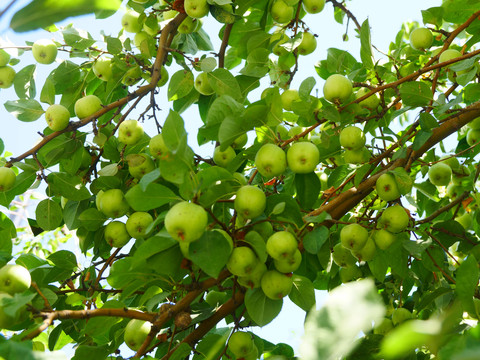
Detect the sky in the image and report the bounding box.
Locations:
[0,0,442,357]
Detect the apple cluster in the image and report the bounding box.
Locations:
[0,264,31,330]
[339,125,370,165]
[227,331,258,360]
[271,0,325,25]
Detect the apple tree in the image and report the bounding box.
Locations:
[1,0,480,359]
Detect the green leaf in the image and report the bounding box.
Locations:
[243,231,267,263]
[0,170,37,208]
[295,172,321,210]
[40,77,56,105]
[299,77,316,100]
[189,231,232,278]
[200,57,217,72]
[4,99,44,122]
[78,208,107,230]
[422,7,444,28]
[168,70,194,101]
[245,288,283,326]
[303,226,329,254]
[360,19,374,69]
[289,275,316,312]
[10,0,122,32]
[48,250,77,270]
[125,183,178,211]
[14,64,36,99]
[72,345,110,360]
[300,279,385,360]
[208,68,242,100]
[35,199,63,231]
[47,173,91,201]
[441,0,480,24]
[456,256,479,314]
[399,82,433,107]
[390,168,413,195]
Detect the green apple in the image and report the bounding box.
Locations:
[92,57,113,81]
[274,249,302,273]
[118,119,144,145]
[376,173,401,202]
[0,66,15,89]
[428,162,452,186]
[143,16,161,36]
[121,10,143,33]
[134,31,154,58]
[45,104,70,131]
[438,48,462,67]
[124,319,152,351]
[205,290,228,306]
[164,201,208,243]
[178,16,198,34]
[97,189,130,218]
[343,148,370,164]
[271,0,294,24]
[323,74,353,103]
[234,185,266,219]
[122,66,143,86]
[332,243,357,268]
[226,246,259,277]
[283,0,299,4]
[255,143,287,178]
[466,128,480,146]
[456,212,472,230]
[243,345,259,360]
[303,0,325,13]
[231,133,248,149]
[392,308,413,326]
[104,221,131,247]
[379,205,409,233]
[288,126,310,141]
[251,221,274,240]
[32,39,57,64]
[441,155,460,172]
[126,212,154,239]
[271,32,289,56]
[373,229,396,250]
[297,32,317,55]
[163,9,178,21]
[468,116,480,130]
[446,184,463,199]
[339,126,366,150]
[126,154,155,180]
[356,87,380,109]
[157,66,169,87]
[238,261,267,289]
[374,318,394,335]
[149,133,170,159]
[280,89,300,111]
[213,146,236,167]
[194,72,215,95]
[0,167,16,192]
[352,236,376,262]
[184,0,209,18]
[340,223,369,251]
[409,28,434,50]
[260,269,293,300]
[287,142,320,174]
[339,264,362,283]
[266,231,298,260]
[0,264,31,295]
[74,95,102,119]
[0,49,10,67]
[228,331,254,358]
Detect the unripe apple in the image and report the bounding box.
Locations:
[376,173,401,202]
[255,143,287,178]
[178,17,198,34]
[157,66,169,87]
[281,89,300,111]
[124,319,152,351]
[274,248,302,273]
[339,264,362,283]
[104,221,131,247]
[303,0,325,13]
[339,126,366,150]
[194,72,215,95]
[440,155,460,172]
[228,331,254,358]
[243,345,259,360]
[446,184,464,199]
[374,318,394,335]
[126,212,154,239]
[0,264,31,295]
[118,119,144,145]
[122,66,142,86]
[456,212,472,230]
[234,185,266,219]
[74,95,102,119]
[121,10,143,33]
[271,32,289,56]
[205,290,228,306]
[251,222,274,240]
[379,205,409,233]
[468,116,480,130]
[213,146,236,168]
[97,189,130,218]
[343,148,370,164]
[323,74,353,103]
[373,229,396,250]
[0,49,10,67]
[287,142,320,174]
[438,48,462,67]
[266,231,298,260]
[409,28,433,50]
[428,162,452,186]
[231,133,248,149]
[392,308,413,326]
[92,57,113,82]
[126,154,155,180]
[149,133,170,159]
[0,66,15,89]
[297,32,317,55]
[332,243,357,267]
[288,126,310,141]
[466,128,480,146]
[45,104,70,131]
[238,261,268,289]
[271,0,294,24]
[164,201,208,243]
[352,236,376,262]
[356,88,380,109]
[226,246,259,277]
[340,223,369,251]
[260,269,293,300]
[32,39,57,64]
[134,31,154,58]
[0,167,16,192]
[184,0,210,18]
